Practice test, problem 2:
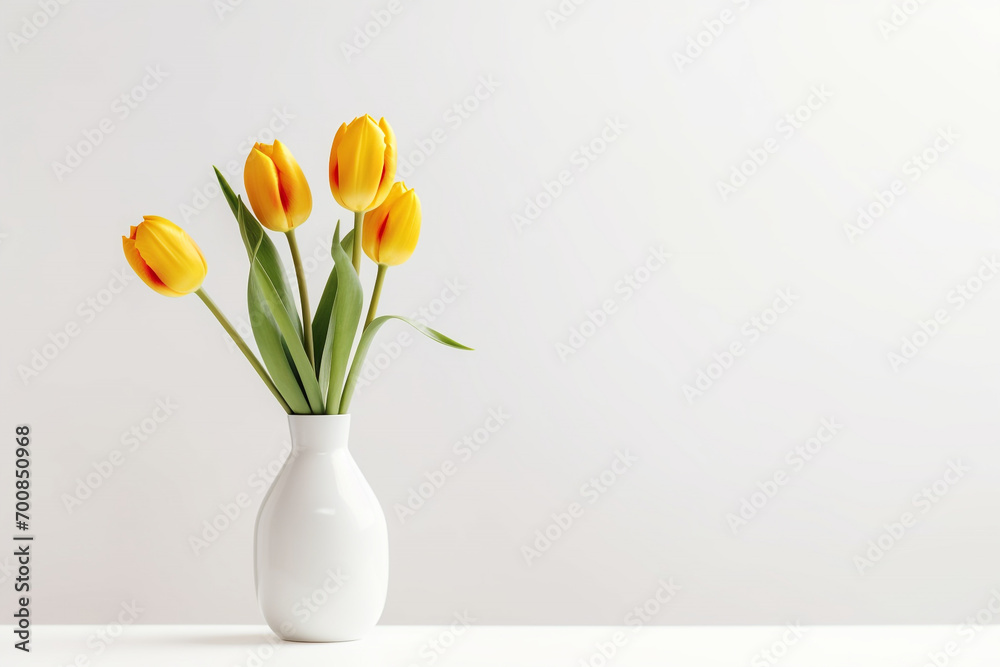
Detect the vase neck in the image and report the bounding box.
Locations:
[287,414,352,454]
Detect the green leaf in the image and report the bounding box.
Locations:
[245,202,326,414]
[214,167,302,339]
[321,223,363,414]
[246,271,311,414]
[339,316,473,414]
[311,228,353,370]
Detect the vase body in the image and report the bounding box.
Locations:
[254,414,388,642]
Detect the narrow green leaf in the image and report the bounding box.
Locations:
[339,316,473,414]
[245,206,325,414]
[215,167,302,339]
[323,223,363,414]
[312,228,353,368]
[247,275,311,414]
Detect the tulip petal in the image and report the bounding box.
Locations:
[244,148,290,232]
[361,180,410,263]
[253,141,274,158]
[337,116,386,211]
[134,216,207,294]
[362,207,390,263]
[269,140,312,228]
[329,122,349,209]
[370,117,397,209]
[377,189,420,266]
[123,235,183,297]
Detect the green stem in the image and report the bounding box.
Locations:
[364,264,387,329]
[196,288,291,414]
[285,229,313,366]
[352,210,363,275]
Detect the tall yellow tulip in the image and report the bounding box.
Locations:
[245,140,317,364]
[361,182,421,327]
[329,115,397,274]
[244,140,312,233]
[329,115,396,213]
[123,216,207,296]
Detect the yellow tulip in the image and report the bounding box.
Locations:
[329,115,396,212]
[362,181,420,266]
[122,216,207,297]
[244,140,312,232]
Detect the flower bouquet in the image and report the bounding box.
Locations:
[122,115,470,641]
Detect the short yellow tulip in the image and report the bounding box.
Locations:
[329,115,396,212]
[362,182,420,266]
[122,216,207,297]
[244,140,312,232]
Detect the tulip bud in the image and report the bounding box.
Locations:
[123,216,207,296]
[329,115,397,212]
[362,182,420,266]
[244,140,312,232]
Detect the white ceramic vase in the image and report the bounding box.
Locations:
[254,414,388,642]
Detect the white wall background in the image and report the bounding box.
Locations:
[2,0,1000,626]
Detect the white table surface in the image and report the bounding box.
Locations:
[5,625,1000,665]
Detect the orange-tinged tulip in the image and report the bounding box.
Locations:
[362,182,420,266]
[244,140,312,232]
[123,216,207,297]
[329,115,396,212]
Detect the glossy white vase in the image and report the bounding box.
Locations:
[254,414,388,642]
